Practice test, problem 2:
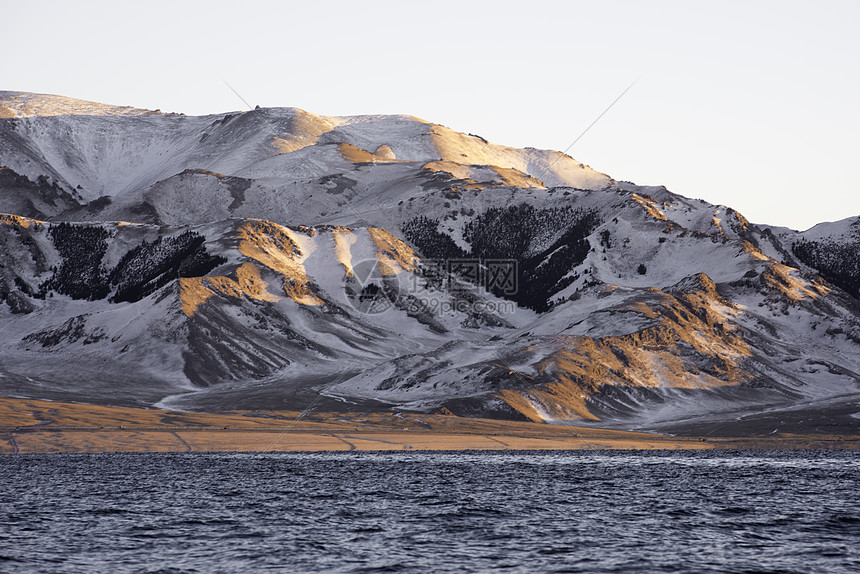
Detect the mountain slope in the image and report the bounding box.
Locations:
[1,91,859,434]
[0,90,608,217]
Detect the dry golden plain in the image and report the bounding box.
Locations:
[1,397,857,453]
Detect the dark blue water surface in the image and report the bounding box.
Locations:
[1,450,859,573]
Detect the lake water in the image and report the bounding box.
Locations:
[1,451,859,573]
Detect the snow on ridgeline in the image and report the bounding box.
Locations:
[0,91,164,118]
[0,91,610,207]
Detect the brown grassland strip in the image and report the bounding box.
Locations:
[0,397,858,453]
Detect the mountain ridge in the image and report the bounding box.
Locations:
[1,91,859,435]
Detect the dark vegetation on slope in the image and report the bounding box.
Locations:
[39,224,225,302]
[403,204,601,312]
[40,223,111,300]
[792,239,860,298]
[401,216,468,261]
[110,231,226,303]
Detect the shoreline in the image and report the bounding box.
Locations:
[1,397,858,453]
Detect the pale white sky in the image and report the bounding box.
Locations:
[3,0,858,230]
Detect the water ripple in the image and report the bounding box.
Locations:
[1,450,859,573]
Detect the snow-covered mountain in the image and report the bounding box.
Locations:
[2,91,859,434]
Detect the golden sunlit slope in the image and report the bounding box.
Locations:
[0,90,161,118]
[179,220,420,316]
[498,275,755,421]
[427,123,610,189]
